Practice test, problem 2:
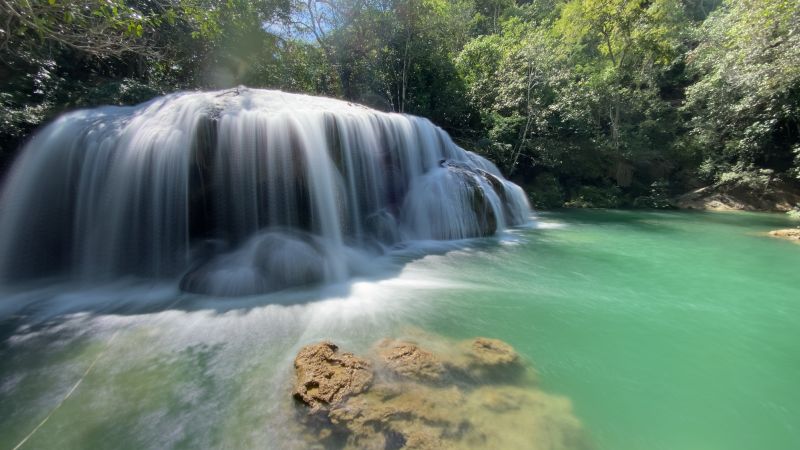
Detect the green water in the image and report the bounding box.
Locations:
[416,210,800,450]
[1,210,798,449]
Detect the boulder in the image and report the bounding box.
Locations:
[292,342,373,413]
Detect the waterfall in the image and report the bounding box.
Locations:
[0,88,530,295]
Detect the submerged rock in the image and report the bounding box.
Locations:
[438,337,525,381]
[375,339,446,382]
[768,228,800,241]
[291,336,586,450]
[292,342,373,413]
[330,383,465,450]
[468,337,519,367]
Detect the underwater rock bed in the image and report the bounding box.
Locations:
[291,336,587,450]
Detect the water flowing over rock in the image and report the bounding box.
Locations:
[0,88,530,295]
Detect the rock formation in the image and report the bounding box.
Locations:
[291,336,587,450]
[292,341,373,413]
[768,228,800,242]
[374,339,446,382]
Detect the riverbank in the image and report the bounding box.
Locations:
[526,181,800,214]
[675,183,800,212]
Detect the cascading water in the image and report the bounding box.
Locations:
[0,88,530,295]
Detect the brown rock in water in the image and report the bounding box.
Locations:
[329,383,465,450]
[375,339,446,382]
[327,382,586,450]
[469,338,519,367]
[292,341,373,412]
[769,228,800,241]
[292,338,586,450]
[441,337,524,381]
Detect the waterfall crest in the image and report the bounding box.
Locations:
[0,89,530,295]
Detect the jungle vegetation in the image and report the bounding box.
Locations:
[1,0,798,208]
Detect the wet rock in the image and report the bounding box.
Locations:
[469,337,519,367]
[375,339,446,382]
[364,210,400,244]
[330,383,465,450]
[769,228,800,241]
[327,382,586,450]
[293,342,373,412]
[478,169,507,202]
[469,183,498,237]
[440,337,525,381]
[438,160,499,237]
[292,337,585,450]
[463,386,588,450]
[180,230,328,296]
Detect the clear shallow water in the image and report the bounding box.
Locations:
[1,209,799,449]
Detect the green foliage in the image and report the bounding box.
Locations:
[682,0,800,186]
[555,0,686,69]
[565,185,623,209]
[526,174,566,209]
[632,181,675,209]
[1,0,798,210]
[0,0,310,161]
[715,164,777,194]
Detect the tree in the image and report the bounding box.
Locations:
[0,0,304,163]
[683,0,800,187]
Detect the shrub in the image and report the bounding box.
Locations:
[632,181,674,209]
[526,174,565,209]
[565,185,622,208]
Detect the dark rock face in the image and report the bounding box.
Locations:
[292,342,373,413]
[292,336,587,450]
